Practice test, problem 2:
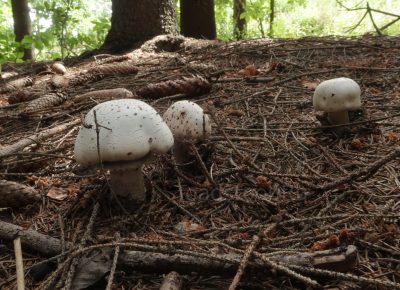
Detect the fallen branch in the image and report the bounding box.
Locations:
[0,118,81,158]
[0,220,358,275]
[0,220,63,257]
[0,180,41,208]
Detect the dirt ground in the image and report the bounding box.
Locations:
[0,35,399,289]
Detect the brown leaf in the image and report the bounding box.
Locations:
[47,185,79,200]
[174,221,205,233]
[350,138,363,150]
[256,176,271,189]
[385,132,398,142]
[311,235,340,251]
[302,80,319,90]
[226,108,245,117]
[238,64,259,76]
[28,176,50,189]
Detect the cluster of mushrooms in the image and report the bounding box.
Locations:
[74,99,211,202]
[73,76,362,203]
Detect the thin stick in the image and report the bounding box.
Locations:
[228,235,261,290]
[0,118,81,158]
[14,237,25,290]
[105,233,120,290]
[317,147,400,191]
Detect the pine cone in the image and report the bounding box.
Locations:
[0,77,34,93]
[90,62,138,76]
[68,72,104,87]
[7,90,41,104]
[0,180,41,208]
[23,91,69,113]
[137,75,211,98]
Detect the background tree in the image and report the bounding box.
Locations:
[11,0,33,60]
[102,0,177,52]
[233,0,246,39]
[269,0,275,37]
[180,0,216,39]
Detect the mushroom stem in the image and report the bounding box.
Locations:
[109,167,146,201]
[327,111,349,125]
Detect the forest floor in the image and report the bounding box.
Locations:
[0,35,399,290]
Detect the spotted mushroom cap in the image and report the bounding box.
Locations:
[74,99,174,166]
[163,100,211,142]
[313,77,361,112]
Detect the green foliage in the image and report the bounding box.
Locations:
[0,0,110,64]
[0,0,399,64]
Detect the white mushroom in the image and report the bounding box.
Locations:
[313,77,361,126]
[163,100,211,166]
[74,99,174,201]
[51,62,67,75]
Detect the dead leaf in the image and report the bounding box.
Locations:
[311,235,340,251]
[238,64,258,76]
[302,80,319,90]
[265,62,285,73]
[302,137,317,147]
[256,176,271,189]
[28,176,50,189]
[72,249,113,290]
[385,132,398,142]
[383,223,399,235]
[226,108,245,117]
[47,185,79,200]
[350,138,363,150]
[174,221,205,233]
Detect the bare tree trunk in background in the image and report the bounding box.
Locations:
[233,0,246,40]
[269,0,275,37]
[180,0,216,39]
[102,0,177,52]
[11,0,33,60]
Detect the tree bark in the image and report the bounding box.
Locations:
[233,0,246,40]
[180,0,216,39]
[269,0,275,37]
[11,0,33,60]
[102,0,177,52]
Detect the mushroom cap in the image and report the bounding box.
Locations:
[313,77,361,112]
[163,100,211,141]
[74,99,174,166]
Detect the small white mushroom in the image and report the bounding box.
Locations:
[51,62,67,75]
[74,99,174,201]
[163,100,211,166]
[313,77,361,127]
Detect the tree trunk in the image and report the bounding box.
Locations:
[180,0,216,39]
[233,0,246,40]
[11,0,33,60]
[269,0,275,37]
[102,0,177,52]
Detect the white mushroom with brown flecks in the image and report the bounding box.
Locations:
[74,99,174,201]
[163,100,211,166]
[313,77,361,126]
